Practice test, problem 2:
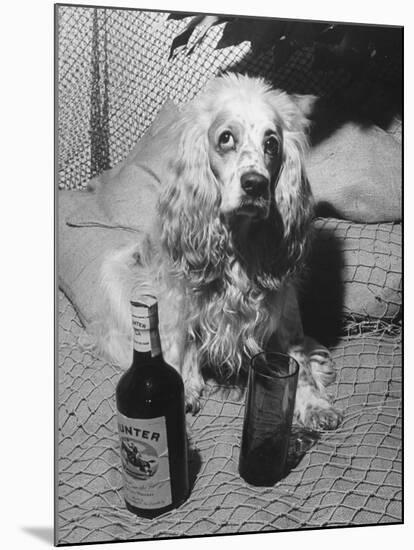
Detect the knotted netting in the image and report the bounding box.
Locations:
[57,290,401,544]
[56,5,402,545]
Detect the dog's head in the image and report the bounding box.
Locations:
[158,74,315,287]
[206,86,282,221]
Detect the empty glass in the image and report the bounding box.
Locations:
[239,351,299,486]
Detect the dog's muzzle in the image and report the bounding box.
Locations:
[235,171,271,219]
[240,171,269,198]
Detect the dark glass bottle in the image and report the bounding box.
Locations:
[116,294,189,518]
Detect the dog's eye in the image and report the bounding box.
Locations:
[218,131,235,151]
[264,136,279,156]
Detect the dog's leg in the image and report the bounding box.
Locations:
[158,299,205,413]
[181,342,205,414]
[288,342,342,430]
[273,284,342,430]
[161,334,204,413]
[162,342,204,414]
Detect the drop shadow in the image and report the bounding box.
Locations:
[21,526,54,545]
[188,445,202,492]
[219,23,401,145]
[300,223,345,348]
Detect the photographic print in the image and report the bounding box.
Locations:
[56,2,402,545]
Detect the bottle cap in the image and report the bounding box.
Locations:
[130,293,157,309]
[130,292,158,322]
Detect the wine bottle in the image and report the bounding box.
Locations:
[116,293,189,518]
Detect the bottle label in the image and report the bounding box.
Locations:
[131,307,161,356]
[117,412,172,510]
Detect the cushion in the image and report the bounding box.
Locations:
[58,102,179,325]
[59,191,143,326]
[66,101,179,229]
[306,121,402,223]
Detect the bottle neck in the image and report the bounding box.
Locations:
[132,328,162,358]
[131,298,162,358]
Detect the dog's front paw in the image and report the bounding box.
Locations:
[183,375,205,415]
[301,403,342,431]
[294,385,342,431]
[184,389,201,415]
[305,339,336,389]
[181,347,205,415]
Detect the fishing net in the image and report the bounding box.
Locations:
[56,5,402,545]
[57,290,401,544]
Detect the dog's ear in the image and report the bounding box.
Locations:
[267,90,317,134]
[267,91,314,269]
[158,105,229,288]
[290,93,318,128]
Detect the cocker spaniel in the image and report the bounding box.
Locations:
[93,73,341,430]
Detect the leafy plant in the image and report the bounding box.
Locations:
[167,13,402,77]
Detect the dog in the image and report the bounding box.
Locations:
[92,73,341,430]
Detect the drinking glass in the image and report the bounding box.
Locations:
[239,351,299,486]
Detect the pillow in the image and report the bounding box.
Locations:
[66,101,179,229]
[59,191,143,326]
[306,121,402,223]
[58,102,179,326]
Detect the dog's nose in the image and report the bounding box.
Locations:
[240,172,269,197]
